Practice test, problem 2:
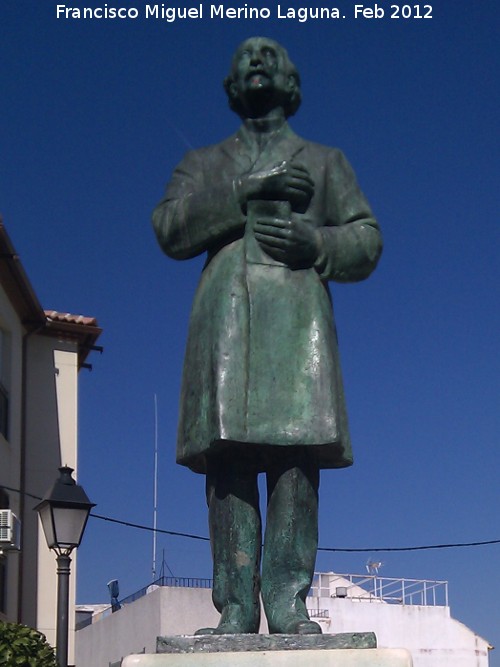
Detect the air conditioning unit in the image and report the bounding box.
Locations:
[0,509,21,550]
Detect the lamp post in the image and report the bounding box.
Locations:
[35,466,95,667]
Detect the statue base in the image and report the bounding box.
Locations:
[121,633,413,667]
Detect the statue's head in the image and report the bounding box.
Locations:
[224,37,301,119]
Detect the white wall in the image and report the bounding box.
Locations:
[23,337,80,661]
[76,583,491,667]
[313,597,490,667]
[0,287,24,622]
[76,586,220,666]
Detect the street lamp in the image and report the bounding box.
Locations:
[35,466,95,667]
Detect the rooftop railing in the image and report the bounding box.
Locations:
[309,572,448,607]
[77,571,448,630]
[76,576,213,630]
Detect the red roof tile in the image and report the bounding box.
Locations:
[44,311,98,327]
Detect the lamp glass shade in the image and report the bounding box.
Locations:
[55,505,90,549]
[38,501,91,550]
[38,502,56,548]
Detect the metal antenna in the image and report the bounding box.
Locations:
[366,559,383,575]
[152,394,159,581]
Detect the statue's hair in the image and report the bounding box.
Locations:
[223,39,302,118]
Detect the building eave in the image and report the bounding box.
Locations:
[43,312,103,368]
[0,219,102,368]
[0,220,46,328]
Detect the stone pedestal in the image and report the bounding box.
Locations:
[157,632,377,652]
[121,633,413,667]
[123,648,412,666]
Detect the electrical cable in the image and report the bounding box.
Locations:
[4,484,500,553]
[89,512,500,552]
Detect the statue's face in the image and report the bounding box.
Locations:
[230,38,290,116]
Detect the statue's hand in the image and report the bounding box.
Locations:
[237,161,314,213]
[253,216,320,267]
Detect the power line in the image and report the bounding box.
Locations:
[316,539,500,553]
[91,512,210,542]
[3,486,41,502]
[4,484,500,553]
[89,512,500,553]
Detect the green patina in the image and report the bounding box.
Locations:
[153,37,382,635]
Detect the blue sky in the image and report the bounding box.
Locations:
[1,0,499,660]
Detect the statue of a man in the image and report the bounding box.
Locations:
[153,37,382,635]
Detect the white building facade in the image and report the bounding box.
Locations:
[309,572,491,666]
[0,220,101,664]
[75,572,492,667]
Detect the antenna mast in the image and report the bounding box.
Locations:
[152,394,159,581]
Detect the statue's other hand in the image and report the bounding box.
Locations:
[254,216,320,267]
[238,161,314,213]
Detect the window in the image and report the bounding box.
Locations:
[0,558,5,614]
[0,489,8,614]
[0,384,8,440]
[0,330,9,439]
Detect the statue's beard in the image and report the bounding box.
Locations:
[239,85,287,119]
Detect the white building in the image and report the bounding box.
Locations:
[75,572,492,667]
[0,219,101,664]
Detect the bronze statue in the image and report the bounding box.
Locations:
[152,37,382,635]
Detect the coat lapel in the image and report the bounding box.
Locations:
[220,124,306,175]
[253,125,305,171]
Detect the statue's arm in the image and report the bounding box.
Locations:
[315,150,382,282]
[152,149,246,259]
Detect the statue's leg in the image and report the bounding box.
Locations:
[261,451,322,634]
[195,452,262,635]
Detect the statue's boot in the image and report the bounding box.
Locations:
[195,603,259,635]
[261,453,322,635]
[196,455,261,635]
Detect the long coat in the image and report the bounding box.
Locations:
[153,122,382,474]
